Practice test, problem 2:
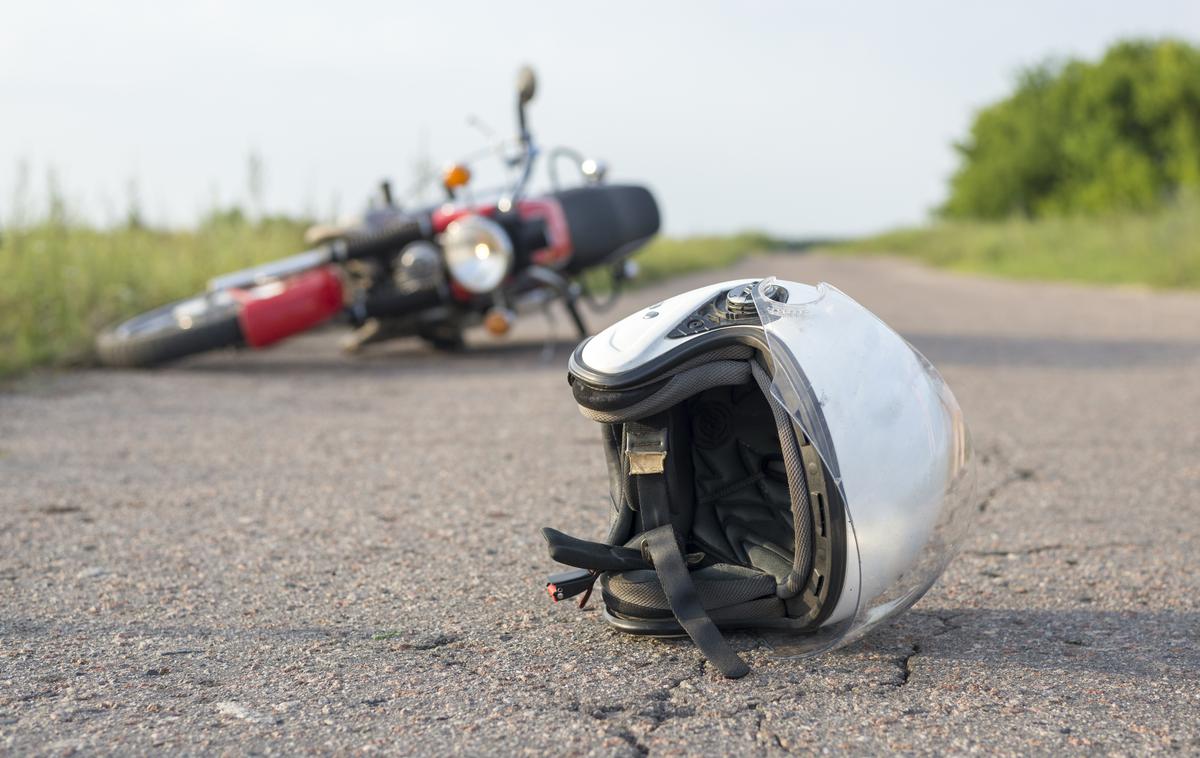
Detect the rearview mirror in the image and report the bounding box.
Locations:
[517,66,537,105]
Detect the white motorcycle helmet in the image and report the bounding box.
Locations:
[542,278,975,678]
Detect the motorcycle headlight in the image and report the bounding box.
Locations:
[441,215,513,294]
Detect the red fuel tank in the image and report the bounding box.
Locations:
[234,267,344,348]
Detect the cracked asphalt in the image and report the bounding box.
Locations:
[2,253,1199,755]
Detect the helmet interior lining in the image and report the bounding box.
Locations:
[575,351,820,629]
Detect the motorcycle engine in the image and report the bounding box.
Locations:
[393,242,444,294]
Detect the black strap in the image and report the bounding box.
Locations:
[627,417,749,678]
[541,528,651,572]
[643,524,750,679]
[636,472,671,531]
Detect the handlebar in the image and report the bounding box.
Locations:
[335,215,430,260]
[508,68,538,206]
[207,214,430,293]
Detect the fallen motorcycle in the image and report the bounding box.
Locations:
[96,67,660,367]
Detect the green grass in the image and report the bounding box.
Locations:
[630,232,779,285]
[581,232,788,296]
[0,214,307,377]
[836,197,1200,289]
[0,220,781,379]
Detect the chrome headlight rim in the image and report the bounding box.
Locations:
[440,214,514,294]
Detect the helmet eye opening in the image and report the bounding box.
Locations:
[572,349,845,637]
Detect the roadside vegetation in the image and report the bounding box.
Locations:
[847,38,1200,289]
[840,195,1200,288]
[0,212,306,377]
[613,232,778,287]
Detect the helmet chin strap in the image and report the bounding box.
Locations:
[626,423,751,679]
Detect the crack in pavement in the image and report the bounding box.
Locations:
[599,662,707,756]
[978,464,1037,513]
[895,643,921,687]
[612,727,650,756]
[886,614,964,689]
[750,699,788,753]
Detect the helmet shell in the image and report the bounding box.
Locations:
[571,277,975,652]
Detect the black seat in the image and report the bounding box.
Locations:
[553,184,660,273]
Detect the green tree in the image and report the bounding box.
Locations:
[943,39,1200,219]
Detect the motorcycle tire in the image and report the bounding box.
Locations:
[95,294,244,368]
[418,325,465,352]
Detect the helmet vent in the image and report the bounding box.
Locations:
[815,492,828,538]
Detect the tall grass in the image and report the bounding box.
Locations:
[0,213,307,376]
[837,197,1200,289]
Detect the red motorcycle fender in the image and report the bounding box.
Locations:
[233,267,344,348]
[518,198,573,267]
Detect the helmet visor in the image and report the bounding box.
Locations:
[752,279,975,652]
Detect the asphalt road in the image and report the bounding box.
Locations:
[3,253,1198,755]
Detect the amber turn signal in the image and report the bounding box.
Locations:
[484,308,514,336]
[442,163,472,190]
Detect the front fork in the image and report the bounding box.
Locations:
[520,266,589,338]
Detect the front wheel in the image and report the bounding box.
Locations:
[95,293,244,368]
[418,324,465,352]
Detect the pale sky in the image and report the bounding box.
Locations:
[2,1,1198,236]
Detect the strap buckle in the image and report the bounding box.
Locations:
[546,569,598,608]
[624,426,667,474]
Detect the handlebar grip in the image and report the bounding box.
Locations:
[338,216,429,260]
